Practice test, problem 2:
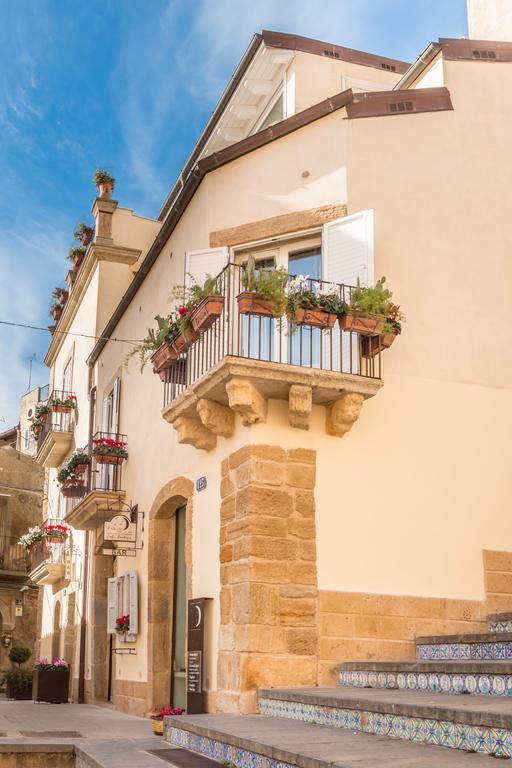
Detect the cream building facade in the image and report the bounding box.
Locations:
[30,26,512,718]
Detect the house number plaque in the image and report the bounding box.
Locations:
[186,597,211,714]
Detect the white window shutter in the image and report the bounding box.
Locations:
[107,577,119,635]
[127,570,138,636]
[184,247,229,288]
[112,377,121,433]
[322,210,374,373]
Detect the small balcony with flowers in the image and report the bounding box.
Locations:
[23,521,70,587]
[32,391,77,468]
[136,261,404,450]
[62,434,128,531]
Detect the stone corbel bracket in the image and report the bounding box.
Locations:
[162,356,383,450]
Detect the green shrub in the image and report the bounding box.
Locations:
[1,668,32,691]
[9,645,31,667]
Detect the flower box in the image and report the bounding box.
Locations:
[33,667,70,703]
[237,292,279,317]
[191,295,225,332]
[51,306,62,322]
[95,453,124,466]
[45,525,69,544]
[53,404,71,414]
[151,341,179,374]
[339,311,386,336]
[6,678,33,701]
[292,307,337,329]
[361,332,397,359]
[171,327,200,355]
[61,483,86,499]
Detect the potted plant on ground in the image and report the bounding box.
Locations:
[237,254,288,317]
[2,646,33,700]
[340,276,397,336]
[50,394,76,414]
[67,245,86,271]
[286,276,346,330]
[44,523,69,544]
[92,437,128,465]
[73,222,94,247]
[150,706,185,736]
[18,526,45,551]
[360,301,406,358]
[93,169,115,198]
[33,658,70,703]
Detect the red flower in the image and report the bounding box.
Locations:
[178,306,189,316]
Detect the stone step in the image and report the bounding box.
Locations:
[165,712,499,766]
[489,612,512,633]
[257,685,512,756]
[416,630,512,660]
[338,659,512,695]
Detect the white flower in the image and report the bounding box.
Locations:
[287,275,311,294]
[318,282,339,297]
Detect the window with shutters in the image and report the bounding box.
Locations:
[107,571,138,639]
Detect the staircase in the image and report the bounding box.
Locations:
[165,612,512,765]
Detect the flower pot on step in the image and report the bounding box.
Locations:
[33,667,70,703]
[361,332,397,358]
[171,328,200,355]
[191,295,225,332]
[151,341,179,375]
[339,311,386,336]
[291,307,337,329]
[152,720,164,736]
[237,292,279,317]
[6,679,33,701]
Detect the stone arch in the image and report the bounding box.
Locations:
[52,600,62,659]
[147,476,194,712]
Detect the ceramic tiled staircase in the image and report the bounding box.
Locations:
[165,612,512,765]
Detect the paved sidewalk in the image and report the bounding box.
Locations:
[0,700,172,766]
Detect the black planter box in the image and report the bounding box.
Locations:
[33,667,70,703]
[6,679,33,700]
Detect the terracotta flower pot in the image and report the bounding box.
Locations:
[98,181,114,199]
[73,463,89,475]
[53,404,71,414]
[191,295,225,332]
[237,292,279,317]
[95,453,125,466]
[171,328,200,355]
[72,253,85,271]
[52,306,62,322]
[152,720,164,736]
[79,229,93,246]
[151,341,179,374]
[339,311,386,336]
[158,359,187,384]
[32,426,42,438]
[361,332,397,359]
[291,306,337,329]
[61,485,86,499]
[58,290,69,304]
[46,534,67,543]
[39,411,49,424]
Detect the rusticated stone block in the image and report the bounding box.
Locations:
[294,490,315,517]
[173,416,217,450]
[234,458,285,488]
[279,596,317,625]
[197,398,235,437]
[226,378,267,425]
[326,391,364,437]
[288,384,312,429]
[242,654,317,689]
[233,535,298,562]
[284,627,318,655]
[220,586,232,623]
[236,486,293,518]
[286,463,316,489]
[287,448,316,464]
[220,476,235,498]
[220,496,236,523]
[226,516,288,541]
[231,583,279,625]
[288,518,316,539]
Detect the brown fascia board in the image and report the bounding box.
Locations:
[394,43,442,90]
[0,426,17,442]
[87,89,354,366]
[158,33,263,222]
[345,86,453,119]
[440,37,512,62]
[262,30,409,74]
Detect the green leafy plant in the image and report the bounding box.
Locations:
[126,314,180,372]
[241,254,288,315]
[9,645,32,667]
[349,277,405,333]
[93,169,115,187]
[1,668,32,692]
[50,394,76,409]
[35,404,51,418]
[73,222,93,243]
[286,275,347,323]
[67,245,86,263]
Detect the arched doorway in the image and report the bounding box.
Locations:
[52,601,62,659]
[147,477,193,712]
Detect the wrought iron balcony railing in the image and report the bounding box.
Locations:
[36,389,76,451]
[0,536,30,574]
[64,432,127,516]
[163,263,383,408]
[29,528,67,573]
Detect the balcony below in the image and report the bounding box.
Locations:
[0,536,30,584]
[161,264,384,450]
[64,433,127,531]
[28,536,67,587]
[35,390,75,468]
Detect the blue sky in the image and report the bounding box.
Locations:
[0,0,467,427]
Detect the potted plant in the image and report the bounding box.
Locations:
[73,222,94,247]
[93,169,115,198]
[51,394,76,414]
[50,302,63,322]
[2,646,33,700]
[115,614,130,635]
[92,437,128,465]
[30,418,43,438]
[150,706,185,736]
[286,276,346,329]
[67,245,86,271]
[52,286,69,306]
[237,254,288,317]
[33,658,70,703]
[171,306,200,355]
[173,275,225,333]
[44,523,69,544]
[60,479,86,498]
[70,451,91,475]
[18,526,45,551]
[361,302,405,358]
[340,277,397,336]
[126,314,181,379]
[35,403,51,424]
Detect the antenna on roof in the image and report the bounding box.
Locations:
[26,353,36,393]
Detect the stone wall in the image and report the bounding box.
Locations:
[217,445,318,713]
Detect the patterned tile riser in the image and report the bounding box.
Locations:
[417,642,512,660]
[490,621,512,633]
[339,670,512,696]
[166,725,295,768]
[258,698,512,757]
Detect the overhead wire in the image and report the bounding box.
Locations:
[0,319,143,345]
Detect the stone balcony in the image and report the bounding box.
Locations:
[28,539,67,587]
[35,391,75,468]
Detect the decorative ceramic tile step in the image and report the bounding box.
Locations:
[165,712,496,766]
[489,612,512,633]
[257,686,512,757]
[416,631,512,660]
[339,660,512,696]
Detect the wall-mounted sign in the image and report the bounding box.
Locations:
[186,597,211,714]
[15,605,22,617]
[196,476,207,492]
[103,513,137,544]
